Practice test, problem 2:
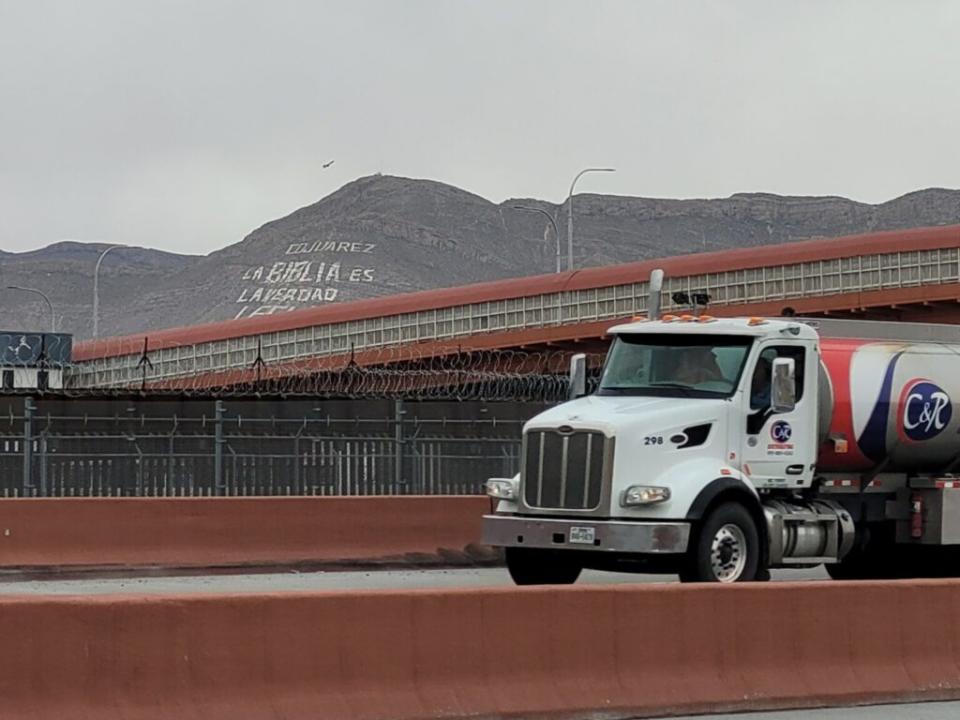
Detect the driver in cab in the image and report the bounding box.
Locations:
[750,356,772,409]
[673,348,723,385]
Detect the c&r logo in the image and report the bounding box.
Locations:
[900,380,952,442]
[771,421,792,443]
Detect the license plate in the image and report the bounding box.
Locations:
[569,526,596,545]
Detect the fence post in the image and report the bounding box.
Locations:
[214,399,225,495]
[39,428,48,497]
[22,397,34,496]
[393,398,405,491]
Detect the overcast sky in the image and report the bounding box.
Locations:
[1,1,958,255]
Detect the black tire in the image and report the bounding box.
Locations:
[825,554,877,580]
[679,502,761,583]
[826,522,895,580]
[828,545,954,580]
[505,547,582,586]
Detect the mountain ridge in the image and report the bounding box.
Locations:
[3,174,960,338]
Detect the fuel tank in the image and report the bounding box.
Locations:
[818,338,960,473]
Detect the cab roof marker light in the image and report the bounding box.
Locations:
[679,314,695,322]
[661,314,678,323]
[697,315,717,323]
[747,317,767,326]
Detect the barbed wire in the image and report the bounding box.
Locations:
[2,341,606,402]
[0,332,71,366]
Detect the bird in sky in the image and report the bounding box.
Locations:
[322,160,335,169]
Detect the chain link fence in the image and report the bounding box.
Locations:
[0,396,546,497]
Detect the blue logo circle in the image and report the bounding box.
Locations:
[901,381,952,442]
[771,421,792,443]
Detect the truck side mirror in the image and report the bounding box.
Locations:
[569,353,587,400]
[771,357,796,413]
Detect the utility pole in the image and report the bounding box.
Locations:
[93,245,121,337]
[565,167,615,271]
[512,205,562,273]
[6,286,55,332]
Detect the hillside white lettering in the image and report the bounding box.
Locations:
[235,239,378,314]
[236,287,340,304]
[286,241,376,255]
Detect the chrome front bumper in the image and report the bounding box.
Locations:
[482,514,690,554]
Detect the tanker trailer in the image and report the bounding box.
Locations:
[482,314,960,583]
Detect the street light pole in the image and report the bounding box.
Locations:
[93,245,121,338]
[565,167,615,271]
[6,285,55,332]
[512,205,562,273]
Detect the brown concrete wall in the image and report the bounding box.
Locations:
[2,580,960,719]
[0,496,492,568]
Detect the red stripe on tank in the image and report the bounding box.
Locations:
[820,338,873,471]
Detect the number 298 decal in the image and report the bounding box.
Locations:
[644,435,664,446]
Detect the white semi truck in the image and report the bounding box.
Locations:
[482,283,960,583]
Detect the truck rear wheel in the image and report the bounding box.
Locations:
[680,502,761,583]
[505,547,582,585]
[825,522,893,580]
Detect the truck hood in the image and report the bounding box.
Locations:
[526,394,728,437]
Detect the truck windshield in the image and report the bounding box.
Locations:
[597,333,753,398]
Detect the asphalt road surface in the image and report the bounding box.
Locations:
[675,701,960,719]
[0,565,829,595]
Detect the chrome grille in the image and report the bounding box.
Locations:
[522,429,608,510]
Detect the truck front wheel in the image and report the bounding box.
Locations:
[680,502,761,583]
[505,547,582,585]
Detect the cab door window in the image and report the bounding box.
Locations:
[747,345,805,433]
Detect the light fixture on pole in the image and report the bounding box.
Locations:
[93,245,122,338]
[6,285,55,332]
[512,205,562,273]
[566,167,615,271]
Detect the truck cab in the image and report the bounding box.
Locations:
[482,314,853,583]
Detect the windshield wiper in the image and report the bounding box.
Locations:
[599,382,696,396]
[647,382,697,396]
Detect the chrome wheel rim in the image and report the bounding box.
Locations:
[710,523,747,582]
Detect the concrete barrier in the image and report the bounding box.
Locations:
[0,496,493,569]
[2,580,960,719]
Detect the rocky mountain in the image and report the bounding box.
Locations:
[0,241,196,335]
[3,176,960,339]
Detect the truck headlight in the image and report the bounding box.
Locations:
[486,479,517,500]
[621,485,671,507]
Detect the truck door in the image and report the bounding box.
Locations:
[740,343,818,490]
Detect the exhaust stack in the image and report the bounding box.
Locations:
[568,353,587,400]
[648,268,664,320]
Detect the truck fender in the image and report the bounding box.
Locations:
[685,477,769,570]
